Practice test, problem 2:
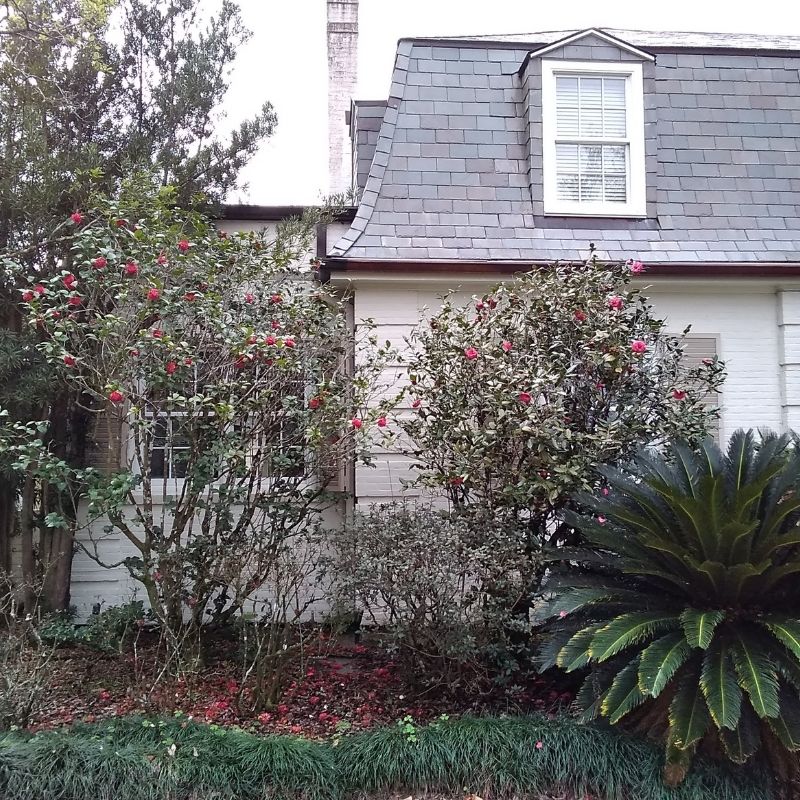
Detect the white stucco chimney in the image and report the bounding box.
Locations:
[327,0,359,196]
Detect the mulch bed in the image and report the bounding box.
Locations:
[30,631,575,736]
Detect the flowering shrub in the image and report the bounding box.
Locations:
[14,181,388,660]
[396,256,725,635]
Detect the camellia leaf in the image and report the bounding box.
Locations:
[639,631,693,697]
[590,613,679,662]
[700,638,742,730]
[731,632,780,719]
[602,657,648,724]
[669,670,711,750]
[681,609,725,649]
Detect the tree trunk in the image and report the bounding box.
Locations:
[19,472,36,612]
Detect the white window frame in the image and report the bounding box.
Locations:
[541,59,646,218]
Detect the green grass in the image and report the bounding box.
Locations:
[0,714,773,800]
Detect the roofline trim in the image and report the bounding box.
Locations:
[323,258,800,278]
[527,28,656,62]
[220,204,356,222]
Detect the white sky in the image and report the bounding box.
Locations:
[222,0,800,205]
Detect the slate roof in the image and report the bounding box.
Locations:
[330,28,800,264]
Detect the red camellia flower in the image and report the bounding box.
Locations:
[63,273,77,289]
[518,391,532,405]
[475,301,485,311]
[63,355,76,367]
[411,398,421,409]
[672,389,687,400]
[464,347,478,360]
[284,337,296,348]
[573,309,587,322]
[258,712,272,725]
[271,320,280,330]
[234,356,248,369]
[92,257,107,269]
[21,290,34,302]
[318,711,330,722]
[247,335,258,345]
[628,259,645,274]
[157,254,168,265]
[270,293,283,305]
[125,260,138,276]
[351,418,363,429]
[33,284,45,295]
[152,329,163,338]
[147,288,160,301]
[631,339,647,354]
[607,295,624,310]
[244,292,255,304]
[184,291,198,301]
[108,390,124,404]
[449,476,464,486]
[265,335,276,346]
[377,416,387,428]
[115,218,127,228]
[68,295,82,307]
[98,689,111,701]
[178,239,190,252]
[501,340,512,353]
[70,211,83,224]
[702,357,713,366]
[308,696,321,706]
[290,725,302,734]
[184,358,193,367]
[487,297,497,309]
[165,361,177,375]
[129,348,140,357]
[308,397,321,410]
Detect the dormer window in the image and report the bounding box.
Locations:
[541,60,646,217]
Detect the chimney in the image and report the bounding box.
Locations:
[327,0,359,196]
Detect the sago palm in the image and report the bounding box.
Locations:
[537,430,800,784]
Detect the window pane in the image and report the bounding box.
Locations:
[604,145,626,173]
[580,174,603,202]
[604,173,627,202]
[579,77,603,136]
[603,78,626,137]
[556,173,579,201]
[150,419,167,478]
[579,145,603,172]
[555,76,579,137]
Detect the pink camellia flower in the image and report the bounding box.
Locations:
[63,273,77,289]
[631,340,647,355]
[573,309,587,322]
[98,690,111,702]
[702,357,713,366]
[501,340,513,353]
[628,260,645,274]
[178,239,190,252]
[601,487,610,496]
[63,355,76,367]
[247,335,258,345]
[265,335,276,346]
[258,712,272,725]
[33,284,46,295]
[21,290,34,302]
[672,389,687,401]
[351,418,363,430]
[535,741,544,750]
[597,515,607,525]
[464,347,478,360]
[244,292,255,304]
[607,296,624,310]
[518,391,532,405]
[67,295,82,307]
[271,320,280,330]
[184,291,198,302]
[153,571,163,583]
[270,293,283,305]
[165,361,177,375]
[411,398,422,409]
[147,288,160,301]
[125,260,138,276]
[559,610,568,618]
[92,257,107,270]
[108,390,124,404]
[70,211,83,224]
[157,253,168,265]
[152,329,163,338]
[284,337,296,348]
[377,416,387,428]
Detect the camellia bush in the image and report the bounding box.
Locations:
[537,431,800,785]
[395,256,725,634]
[11,179,388,670]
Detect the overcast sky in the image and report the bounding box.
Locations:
[222,0,798,206]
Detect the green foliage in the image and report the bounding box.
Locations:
[0,714,770,800]
[537,431,800,782]
[41,602,146,652]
